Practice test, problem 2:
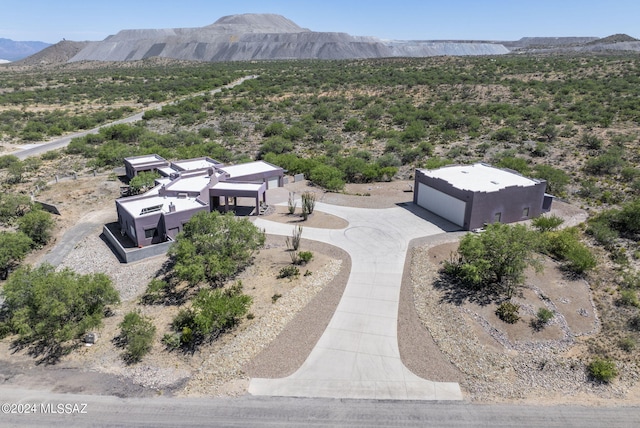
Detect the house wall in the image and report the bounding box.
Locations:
[162,205,208,241]
[467,181,547,230]
[414,169,548,230]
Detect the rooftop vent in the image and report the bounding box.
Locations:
[490,180,500,185]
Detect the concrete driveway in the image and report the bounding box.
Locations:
[249,201,463,400]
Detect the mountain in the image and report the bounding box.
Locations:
[12,40,90,66]
[10,14,639,66]
[0,38,51,61]
[67,13,508,63]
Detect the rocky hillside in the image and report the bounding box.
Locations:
[12,40,90,66]
[67,13,509,63]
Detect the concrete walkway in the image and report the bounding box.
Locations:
[249,201,463,400]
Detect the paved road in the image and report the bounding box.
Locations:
[0,387,638,427]
[12,75,258,160]
[250,201,463,400]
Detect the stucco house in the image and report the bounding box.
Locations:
[414,163,553,230]
[117,155,284,247]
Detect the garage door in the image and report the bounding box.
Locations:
[417,183,466,227]
[267,177,280,189]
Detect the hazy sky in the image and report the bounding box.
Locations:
[3,0,639,43]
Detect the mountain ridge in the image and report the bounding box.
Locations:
[4,13,639,65]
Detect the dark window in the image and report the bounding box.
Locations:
[144,228,158,239]
[522,207,530,218]
[494,212,502,223]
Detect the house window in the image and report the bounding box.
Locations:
[523,207,530,218]
[494,212,502,223]
[144,228,158,239]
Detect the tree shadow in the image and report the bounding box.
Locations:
[432,271,503,307]
[10,337,78,365]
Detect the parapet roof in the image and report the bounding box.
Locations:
[118,194,206,217]
[419,163,539,192]
[220,161,281,178]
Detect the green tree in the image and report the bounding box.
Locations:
[534,164,570,195]
[1,263,119,362]
[118,311,156,364]
[17,208,54,246]
[0,193,32,225]
[309,164,345,191]
[450,223,540,298]
[0,231,33,279]
[128,171,159,195]
[169,211,265,286]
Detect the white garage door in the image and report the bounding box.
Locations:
[417,183,466,227]
[267,177,280,189]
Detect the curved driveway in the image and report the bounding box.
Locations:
[249,201,463,400]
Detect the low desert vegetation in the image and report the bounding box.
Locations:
[1,53,640,389]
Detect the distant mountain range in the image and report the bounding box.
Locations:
[3,14,640,66]
[0,38,51,61]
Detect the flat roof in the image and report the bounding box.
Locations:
[125,154,167,167]
[220,161,281,179]
[172,158,220,172]
[212,182,264,192]
[419,163,539,192]
[164,174,211,193]
[119,194,205,217]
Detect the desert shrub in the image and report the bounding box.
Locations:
[17,208,54,247]
[531,215,564,232]
[618,289,640,308]
[0,231,33,279]
[142,278,169,304]
[581,133,603,150]
[170,283,251,348]
[584,147,625,175]
[271,293,282,303]
[563,242,597,274]
[543,228,596,274]
[309,164,345,191]
[537,307,554,324]
[285,225,302,251]
[298,251,313,264]
[587,358,618,383]
[586,218,619,247]
[619,337,636,352]
[118,311,156,363]
[496,156,530,175]
[492,127,519,142]
[343,117,363,132]
[423,157,453,170]
[287,192,297,215]
[496,301,521,324]
[301,191,316,220]
[0,154,20,169]
[613,199,640,235]
[278,265,300,279]
[533,164,570,195]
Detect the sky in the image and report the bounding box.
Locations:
[3,0,640,44]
